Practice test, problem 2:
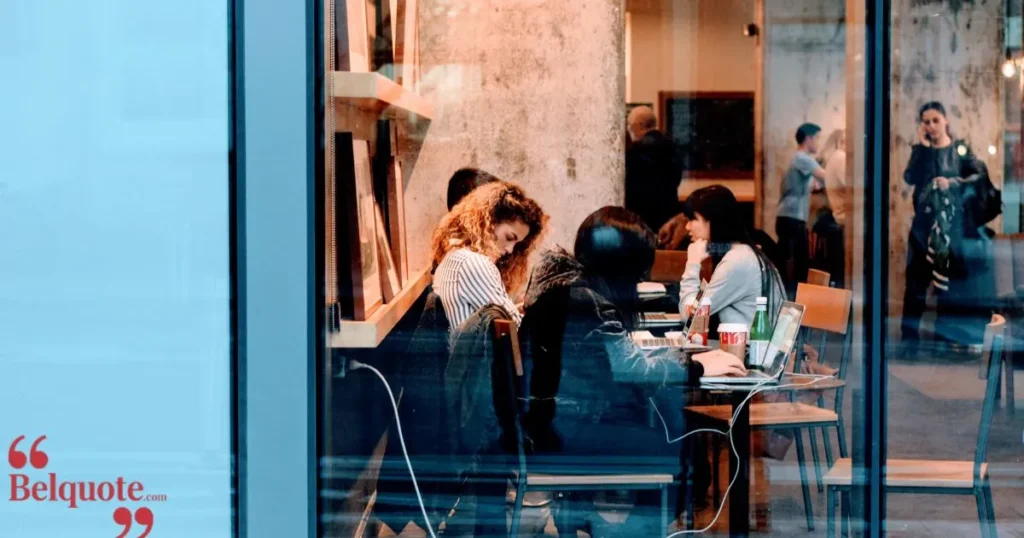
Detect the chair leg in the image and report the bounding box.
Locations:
[554,492,575,538]
[509,481,525,537]
[1005,353,1015,416]
[712,434,722,507]
[682,442,695,531]
[976,487,990,538]
[661,485,670,536]
[793,428,815,531]
[822,425,835,468]
[826,487,836,538]
[808,427,824,493]
[983,480,997,538]
[836,416,849,459]
[840,490,850,538]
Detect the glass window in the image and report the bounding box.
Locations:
[323,1,1023,536]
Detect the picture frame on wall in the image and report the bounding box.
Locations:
[337,134,383,320]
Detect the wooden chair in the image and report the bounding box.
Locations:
[650,249,713,283]
[493,320,675,538]
[823,315,1005,538]
[685,283,853,531]
[790,284,854,495]
[807,268,831,287]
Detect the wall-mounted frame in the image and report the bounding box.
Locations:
[657,91,756,180]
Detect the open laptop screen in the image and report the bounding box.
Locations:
[681,279,709,338]
[758,301,805,375]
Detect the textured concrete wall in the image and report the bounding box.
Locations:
[762,0,846,236]
[889,0,1004,321]
[401,0,626,287]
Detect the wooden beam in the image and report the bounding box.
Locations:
[754,0,765,229]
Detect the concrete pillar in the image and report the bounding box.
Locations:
[403,0,626,277]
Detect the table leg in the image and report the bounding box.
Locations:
[729,391,751,537]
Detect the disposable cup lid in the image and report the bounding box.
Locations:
[718,323,749,333]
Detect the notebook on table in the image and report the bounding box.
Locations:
[637,282,668,298]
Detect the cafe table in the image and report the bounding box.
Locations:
[682,362,832,536]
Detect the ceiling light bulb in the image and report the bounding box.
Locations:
[1003,60,1017,78]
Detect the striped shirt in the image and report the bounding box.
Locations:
[434,248,522,331]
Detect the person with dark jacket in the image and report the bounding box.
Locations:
[625,106,684,232]
[901,101,996,354]
[519,208,745,532]
[522,208,746,451]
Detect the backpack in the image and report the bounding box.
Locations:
[961,149,1002,227]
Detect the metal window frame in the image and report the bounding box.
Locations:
[227,0,895,535]
[853,0,890,535]
[234,0,323,536]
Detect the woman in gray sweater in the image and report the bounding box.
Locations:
[679,186,786,328]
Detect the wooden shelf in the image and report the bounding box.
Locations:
[330,72,434,131]
[330,268,432,348]
[679,179,755,202]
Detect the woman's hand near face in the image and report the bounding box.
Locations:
[918,123,931,147]
[687,239,709,264]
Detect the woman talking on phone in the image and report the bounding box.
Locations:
[900,101,996,357]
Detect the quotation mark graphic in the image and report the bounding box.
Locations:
[113,507,154,538]
[7,435,48,469]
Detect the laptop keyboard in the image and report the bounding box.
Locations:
[637,337,683,348]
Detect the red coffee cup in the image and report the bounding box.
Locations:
[718,323,749,362]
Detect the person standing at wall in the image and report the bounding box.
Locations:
[900,101,996,356]
[625,106,684,233]
[776,123,828,297]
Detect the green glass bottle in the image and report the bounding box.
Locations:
[749,297,771,366]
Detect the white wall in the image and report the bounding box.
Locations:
[627,0,758,112]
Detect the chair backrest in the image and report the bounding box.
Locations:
[807,268,831,287]
[795,283,854,411]
[795,283,852,335]
[650,249,712,283]
[493,319,524,378]
[979,314,1006,380]
[650,250,688,282]
[975,315,1006,485]
[492,319,528,479]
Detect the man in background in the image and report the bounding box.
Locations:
[625,106,683,232]
[776,123,827,298]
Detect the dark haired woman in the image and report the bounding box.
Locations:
[679,185,786,329]
[521,207,745,533]
[901,101,995,356]
[446,167,499,210]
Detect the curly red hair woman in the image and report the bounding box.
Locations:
[430,181,547,330]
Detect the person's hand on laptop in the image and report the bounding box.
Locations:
[693,350,748,377]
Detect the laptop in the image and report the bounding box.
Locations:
[699,301,805,386]
[639,311,683,328]
[634,281,709,350]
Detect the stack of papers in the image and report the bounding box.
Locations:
[637,282,667,297]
